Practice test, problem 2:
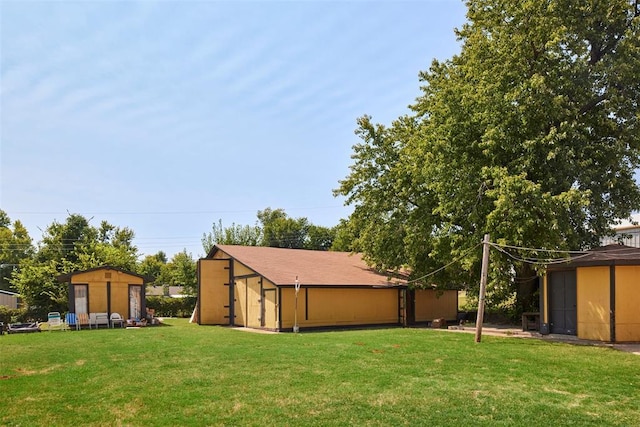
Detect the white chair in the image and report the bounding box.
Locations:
[91,312,109,329]
[110,312,124,328]
[47,312,67,332]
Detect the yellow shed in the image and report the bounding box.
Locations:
[541,245,640,343]
[57,266,150,322]
[0,289,20,309]
[197,245,458,332]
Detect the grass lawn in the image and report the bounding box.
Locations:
[1,319,639,426]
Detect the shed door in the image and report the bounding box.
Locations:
[406,289,416,325]
[74,284,89,314]
[129,285,143,320]
[548,270,577,335]
[262,288,277,329]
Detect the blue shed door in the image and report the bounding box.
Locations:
[548,270,577,335]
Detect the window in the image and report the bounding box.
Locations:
[74,285,88,314]
[129,285,142,320]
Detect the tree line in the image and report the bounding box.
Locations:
[201,207,352,252]
[0,208,348,319]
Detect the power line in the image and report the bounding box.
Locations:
[488,242,594,266]
[489,242,590,255]
[5,205,346,216]
[406,242,483,285]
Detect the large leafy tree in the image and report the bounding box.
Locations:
[35,214,94,266]
[74,221,138,271]
[257,208,310,249]
[138,251,168,283]
[336,0,640,314]
[160,250,197,296]
[257,208,337,250]
[306,224,336,251]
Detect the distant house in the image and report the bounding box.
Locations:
[196,245,458,332]
[602,213,640,247]
[57,266,151,321]
[147,285,185,298]
[0,289,20,309]
[541,244,640,342]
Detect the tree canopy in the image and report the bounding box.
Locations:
[160,250,198,297]
[0,210,34,291]
[201,219,262,253]
[336,0,640,313]
[202,208,338,252]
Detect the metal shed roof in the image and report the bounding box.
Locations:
[549,244,640,269]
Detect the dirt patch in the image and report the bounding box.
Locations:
[14,365,61,376]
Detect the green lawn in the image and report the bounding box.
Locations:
[1,319,638,426]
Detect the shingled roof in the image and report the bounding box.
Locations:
[211,245,407,287]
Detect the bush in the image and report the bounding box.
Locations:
[146,296,196,318]
[0,306,29,325]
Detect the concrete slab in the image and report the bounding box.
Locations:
[447,324,640,355]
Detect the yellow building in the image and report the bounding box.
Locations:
[57,266,150,321]
[0,290,20,309]
[541,245,640,342]
[197,245,458,331]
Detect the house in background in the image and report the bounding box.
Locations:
[541,244,640,342]
[196,245,458,331]
[57,266,151,321]
[602,213,640,247]
[147,285,185,298]
[0,289,20,309]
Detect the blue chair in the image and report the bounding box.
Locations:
[65,313,79,331]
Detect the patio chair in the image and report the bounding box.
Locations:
[110,312,125,328]
[47,312,67,332]
[65,312,79,331]
[77,313,90,329]
[92,312,109,329]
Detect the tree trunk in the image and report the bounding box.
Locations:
[515,264,539,316]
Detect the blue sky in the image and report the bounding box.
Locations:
[1,0,467,259]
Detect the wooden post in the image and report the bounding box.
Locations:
[475,234,491,343]
[293,276,300,333]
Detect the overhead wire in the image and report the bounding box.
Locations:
[403,237,631,287]
[5,205,346,216]
[489,243,586,265]
[489,242,590,255]
[405,242,483,285]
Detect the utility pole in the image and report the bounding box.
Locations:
[475,234,491,343]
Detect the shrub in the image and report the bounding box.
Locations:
[146,296,196,318]
[0,306,29,325]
